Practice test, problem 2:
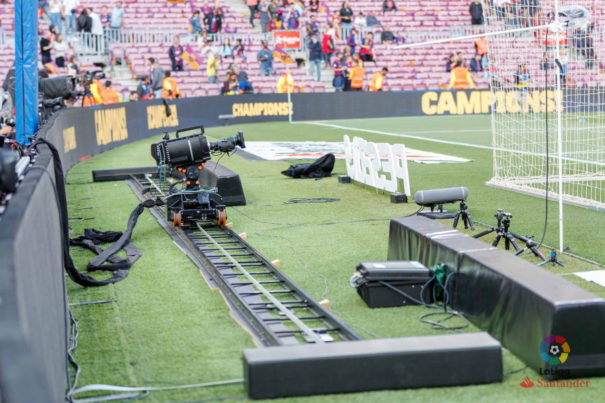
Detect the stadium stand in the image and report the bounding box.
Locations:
[1,0,603,100]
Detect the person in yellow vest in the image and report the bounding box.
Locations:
[474,36,487,57]
[369,67,388,91]
[100,80,123,105]
[448,61,475,90]
[349,62,365,91]
[82,77,103,107]
[277,68,295,93]
[162,70,181,99]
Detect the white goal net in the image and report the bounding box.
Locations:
[485,0,605,217]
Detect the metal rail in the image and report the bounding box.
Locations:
[128,174,361,346]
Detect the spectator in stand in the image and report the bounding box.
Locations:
[67,55,79,76]
[149,57,164,98]
[222,73,241,95]
[394,30,406,44]
[201,0,212,16]
[322,28,336,67]
[234,39,246,60]
[54,34,68,68]
[205,7,223,34]
[445,53,455,72]
[470,0,484,25]
[111,2,125,30]
[162,70,181,99]
[350,61,365,91]
[456,51,467,67]
[207,52,220,83]
[380,25,395,44]
[308,0,320,13]
[308,33,322,82]
[277,68,295,93]
[540,52,553,70]
[234,65,252,93]
[40,31,54,65]
[247,0,258,28]
[191,11,203,36]
[285,4,300,29]
[359,32,375,62]
[354,11,366,30]
[89,8,103,50]
[257,40,274,76]
[219,38,233,60]
[474,36,487,56]
[268,0,279,19]
[169,37,184,72]
[49,0,62,35]
[305,14,319,38]
[347,28,358,55]
[332,51,345,92]
[100,80,122,105]
[514,63,530,110]
[200,37,219,58]
[449,61,475,89]
[383,0,397,13]
[77,8,92,33]
[129,91,139,102]
[339,2,354,38]
[39,0,50,20]
[369,67,388,91]
[269,9,284,31]
[63,0,80,37]
[259,1,270,33]
[136,76,152,100]
[470,53,483,72]
[366,10,380,28]
[343,55,354,90]
[100,6,111,29]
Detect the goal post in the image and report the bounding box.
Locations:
[484,0,605,251]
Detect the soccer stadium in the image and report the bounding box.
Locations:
[1,0,605,402]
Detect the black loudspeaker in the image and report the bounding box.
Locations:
[353,261,433,307]
[243,332,503,399]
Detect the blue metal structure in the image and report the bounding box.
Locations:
[15,0,39,145]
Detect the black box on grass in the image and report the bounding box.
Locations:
[354,261,433,308]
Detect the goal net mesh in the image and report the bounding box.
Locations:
[485,0,605,210]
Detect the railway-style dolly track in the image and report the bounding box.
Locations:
[128,173,361,346]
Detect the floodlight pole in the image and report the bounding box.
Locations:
[554,0,564,253]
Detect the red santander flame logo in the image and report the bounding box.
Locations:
[520,376,535,388]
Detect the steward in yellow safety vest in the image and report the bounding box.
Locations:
[448,62,475,90]
[369,67,388,91]
[162,71,181,99]
[277,68,295,93]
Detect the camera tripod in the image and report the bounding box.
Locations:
[473,209,547,261]
[538,250,565,267]
[453,201,475,230]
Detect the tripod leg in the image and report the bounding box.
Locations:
[508,235,522,253]
[474,228,495,239]
[465,212,475,231]
[492,234,501,247]
[453,212,460,229]
[531,247,547,261]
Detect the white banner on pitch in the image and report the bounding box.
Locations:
[344,135,411,196]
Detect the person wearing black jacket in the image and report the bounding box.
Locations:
[77,8,92,32]
[204,7,223,34]
[308,34,322,82]
[469,0,483,25]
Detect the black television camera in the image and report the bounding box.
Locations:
[150,126,245,226]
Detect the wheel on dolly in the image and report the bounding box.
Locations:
[216,209,227,226]
[172,210,182,227]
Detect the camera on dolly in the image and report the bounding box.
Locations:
[150,126,245,227]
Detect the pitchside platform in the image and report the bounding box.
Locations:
[388,216,605,379]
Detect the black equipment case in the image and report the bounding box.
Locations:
[354,261,432,308]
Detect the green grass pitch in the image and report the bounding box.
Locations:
[66,114,605,402]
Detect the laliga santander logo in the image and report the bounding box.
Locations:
[540,334,570,365]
